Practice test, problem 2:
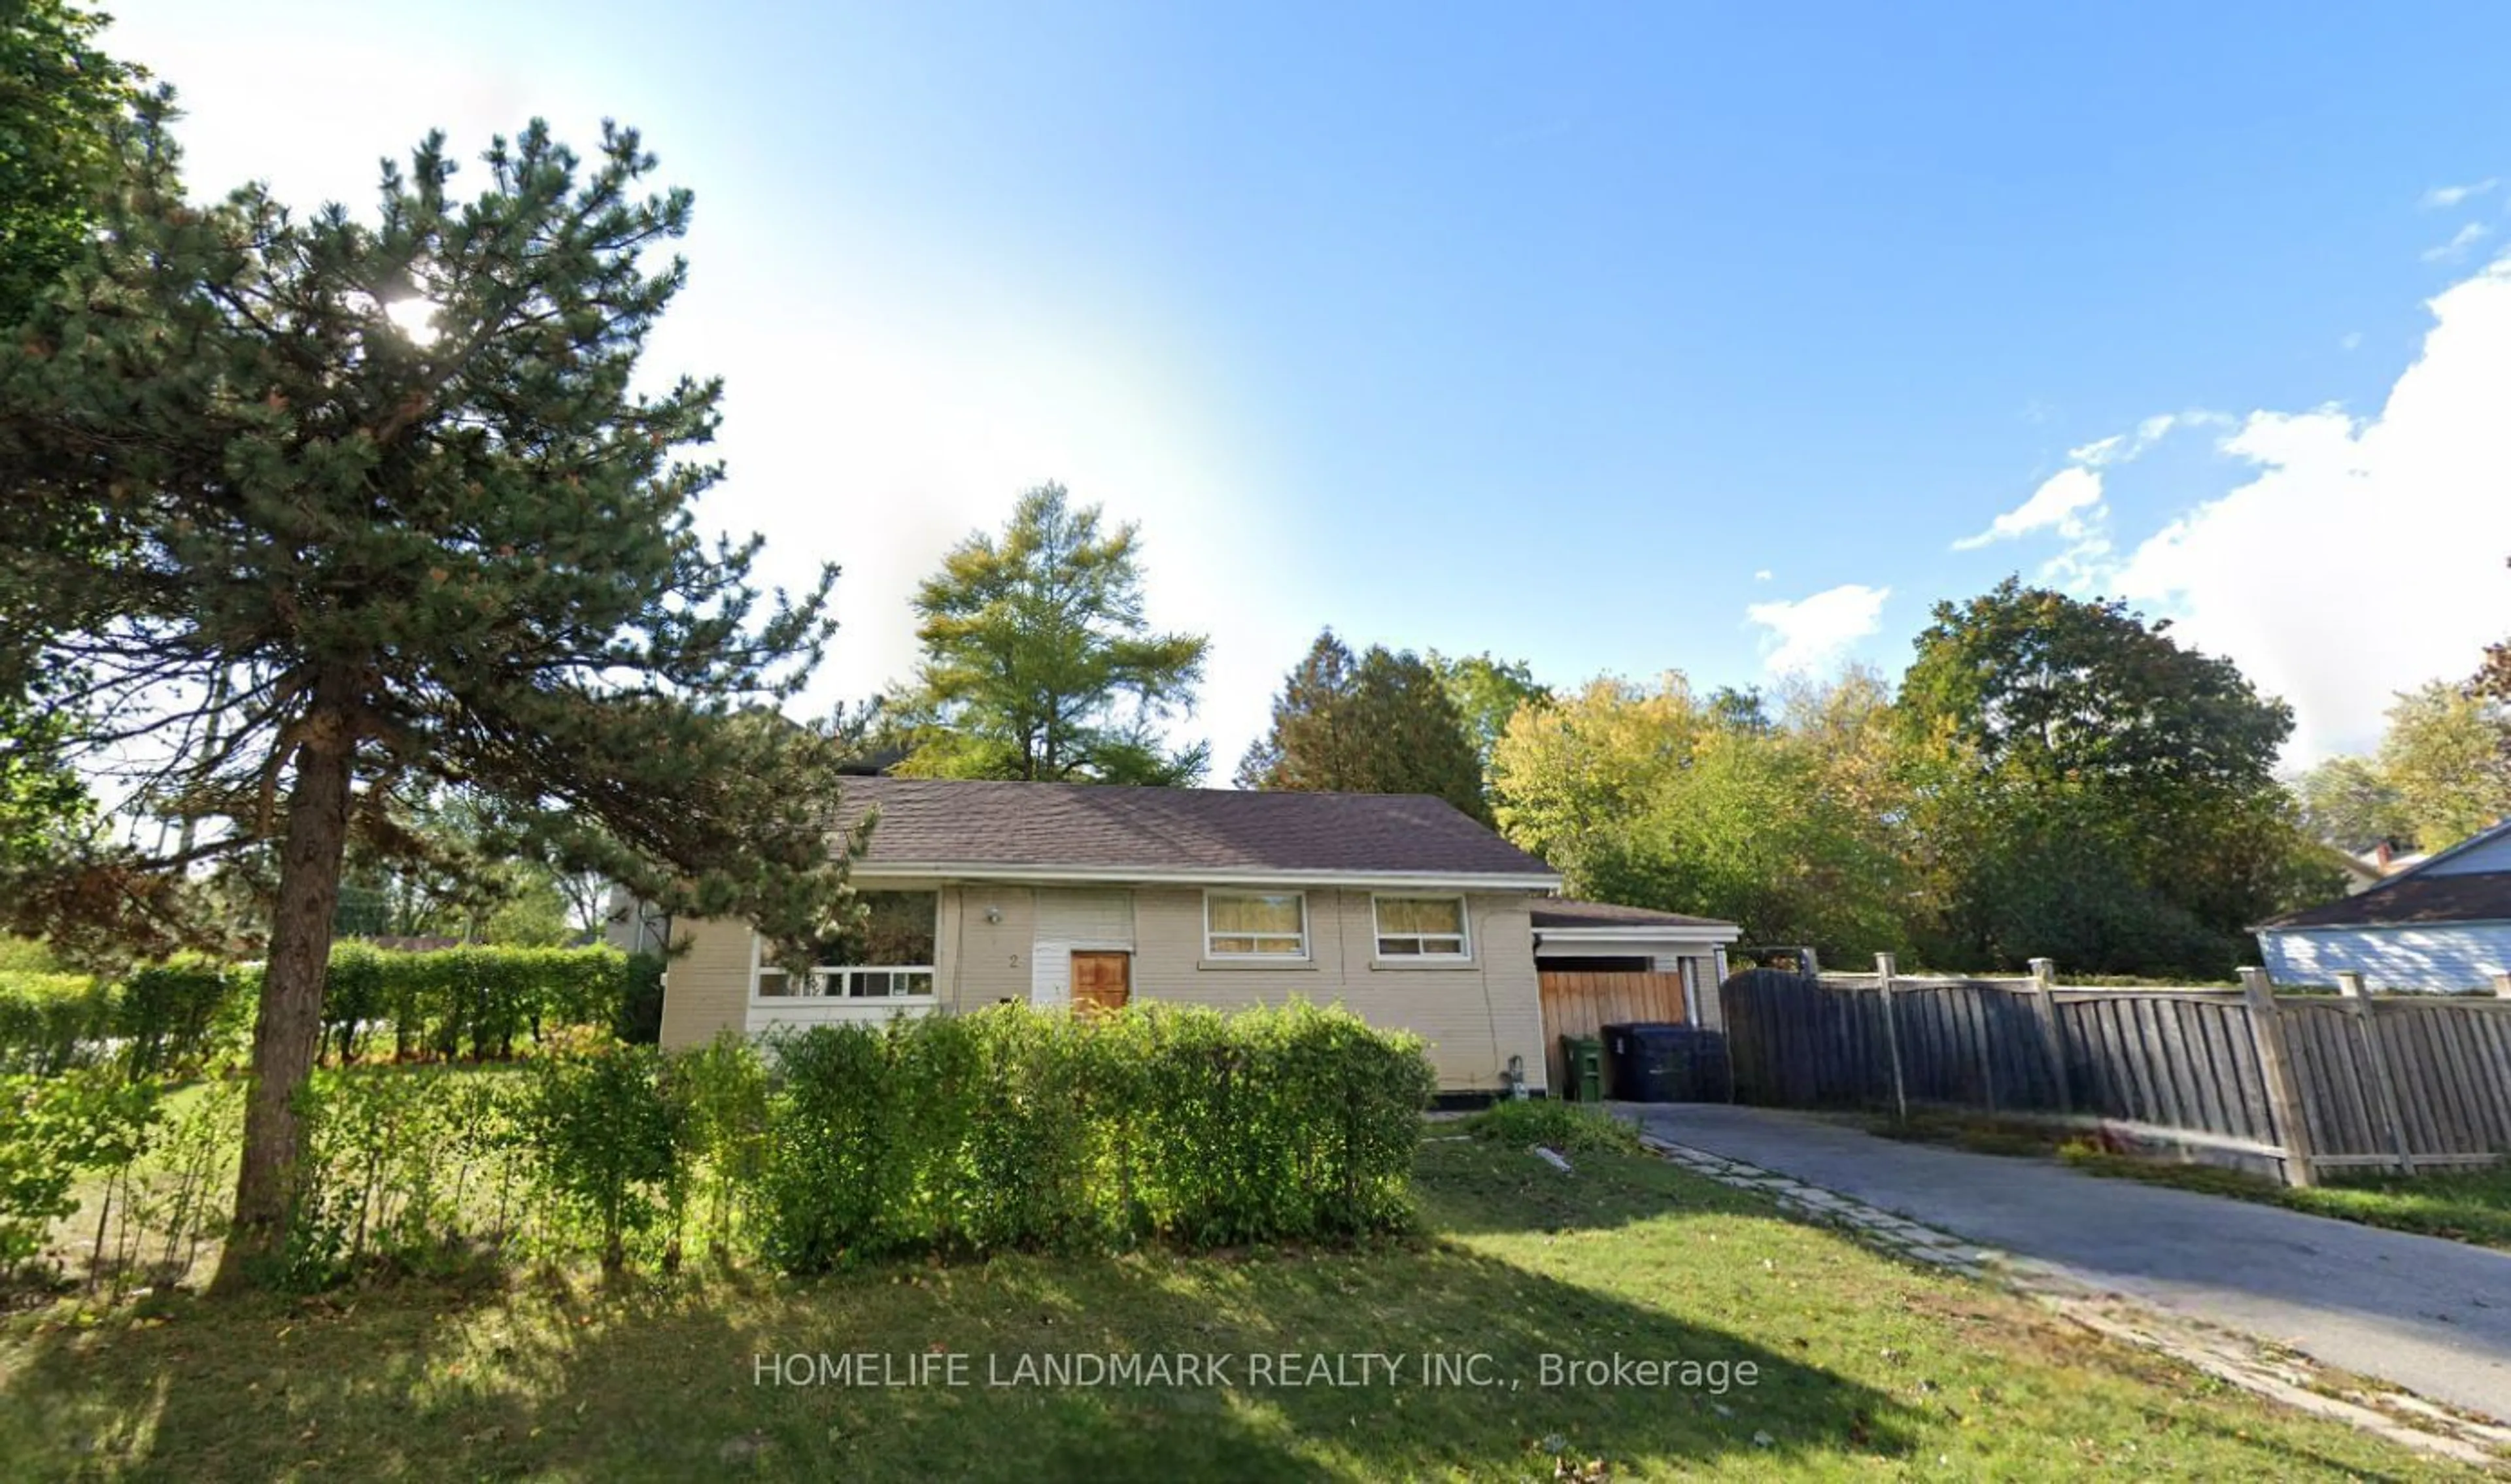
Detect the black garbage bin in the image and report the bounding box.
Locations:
[1602,1022,1731,1103]
[1635,1024,1732,1103]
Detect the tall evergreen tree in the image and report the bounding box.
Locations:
[1241,630,1490,822]
[897,483,1209,784]
[1235,632,1366,791]
[0,0,146,864]
[0,110,857,1285]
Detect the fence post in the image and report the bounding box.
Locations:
[2240,967,2317,1188]
[2336,971,2416,1174]
[2495,972,2511,1000]
[2028,958,2073,1117]
[1876,953,1908,1124]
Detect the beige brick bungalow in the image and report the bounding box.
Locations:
[651,777,1735,1095]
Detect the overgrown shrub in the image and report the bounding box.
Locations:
[117,958,254,1075]
[277,1065,530,1289]
[14,1000,1437,1290]
[672,1033,770,1262]
[1467,1098,1643,1155]
[0,1070,163,1272]
[521,1041,685,1273]
[326,944,629,1061]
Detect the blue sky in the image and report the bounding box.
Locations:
[108,1,2511,769]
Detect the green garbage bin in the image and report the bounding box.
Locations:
[1560,1034,1605,1104]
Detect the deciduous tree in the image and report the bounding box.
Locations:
[1490,672,1913,960]
[1896,579,2315,975]
[2378,681,2511,852]
[2289,754,2414,854]
[897,484,1208,784]
[1426,650,1548,772]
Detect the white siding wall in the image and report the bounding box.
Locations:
[2261,924,2511,992]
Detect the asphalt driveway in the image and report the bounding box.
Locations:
[1625,1102,2511,1424]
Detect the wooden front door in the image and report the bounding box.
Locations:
[1070,951,1132,1015]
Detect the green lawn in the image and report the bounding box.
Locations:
[0,1139,2477,1481]
[1873,1106,2511,1253]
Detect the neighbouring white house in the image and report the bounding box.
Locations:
[2258,818,2511,992]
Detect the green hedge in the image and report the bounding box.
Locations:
[757,1000,1437,1269]
[0,946,651,1076]
[0,962,248,1077]
[321,944,635,1061]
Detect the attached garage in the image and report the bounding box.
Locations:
[1529,899,1739,1092]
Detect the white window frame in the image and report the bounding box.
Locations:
[747,900,942,1007]
[1371,894,1473,962]
[1202,889,1310,960]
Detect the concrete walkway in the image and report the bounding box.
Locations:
[1624,1102,2511,1425]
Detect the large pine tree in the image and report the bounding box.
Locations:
[0,108,857,1285]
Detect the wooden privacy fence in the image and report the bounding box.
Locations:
[1720,957,2511,1186]
[1538,970,1688,1093]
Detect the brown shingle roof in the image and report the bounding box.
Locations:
[834,777,1556,881]
[1531,899,1737,930]
[2264,871,2511,930]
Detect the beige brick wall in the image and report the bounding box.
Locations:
[945,883,1034,1011]
[1128,886,1544,1092]
[660,882,1548,1092]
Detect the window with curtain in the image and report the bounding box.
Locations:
[1374,896,1468,958]
[1204,891,1308,957]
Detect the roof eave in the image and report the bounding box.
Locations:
[857,862,1565,892]
[1535,924,1742,945]
[2261,915,2511,934]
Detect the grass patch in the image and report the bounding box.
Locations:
[1867,1107,2070,1160]
[1463,1098,1644,1154]
[2058,1147,2511,1251]
[0,1139,2476,1479]
[1873,1105,2511,1253]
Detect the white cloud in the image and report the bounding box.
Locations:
[2066,413,2187,469]
[2340,331,2364,351]
[2115,257,2511,760]
[1951,466,2105,550]
[2421,178,2499,209]
[1752,568,1773,582]
[2423,222,2491,262]
[1745,584,1890,675]
[1951,410,2230,587]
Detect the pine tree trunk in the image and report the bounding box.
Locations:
[209,689,356,1293]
